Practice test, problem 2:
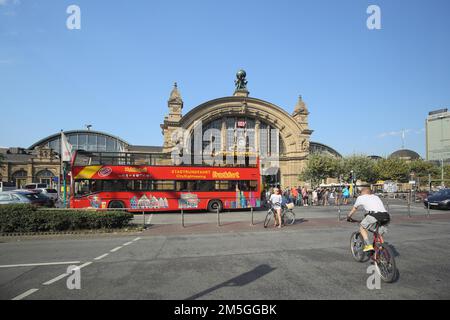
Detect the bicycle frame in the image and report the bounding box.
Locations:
[369,225,385,262]
[265,201,295,227]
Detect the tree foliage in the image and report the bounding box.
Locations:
[299,154,340,186]
[339,155,378,184]
[300,154,446,185]
[408,160,439,179]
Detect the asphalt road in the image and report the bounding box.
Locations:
[1,205,449,300]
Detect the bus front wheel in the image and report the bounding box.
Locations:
[108,201,125,210]
[208,200,223,213]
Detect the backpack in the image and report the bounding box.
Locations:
[368,212,391,226]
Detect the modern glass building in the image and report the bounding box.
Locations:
[426,109,450,163]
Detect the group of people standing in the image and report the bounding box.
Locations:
[264,185,353,207]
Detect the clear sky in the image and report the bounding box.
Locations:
[1,0,449,157]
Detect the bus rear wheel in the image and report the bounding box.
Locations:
[108,201,125,210]
[208,200,223,213]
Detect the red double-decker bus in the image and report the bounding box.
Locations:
[70,151,261,212]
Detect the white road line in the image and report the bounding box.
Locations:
[133,237,141,242]
[43,262,92,286]
[110,246,123,253]
[12,289,39,301]
[123,242,133,246]
[94,253,109,261]
[0,261,81,269]
[78,262,93,269]
[43,273,69,286]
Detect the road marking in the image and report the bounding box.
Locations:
[110,246,123,253]
[78,262,93,269]
[12,288,39,301]
[94,253,109,261]
[133,237,141,242]
[43,273,69,286]
[0,261,81,269]
[123,242,133,246]
[43,262,92,286]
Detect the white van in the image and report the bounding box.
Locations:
[24,183,49,190]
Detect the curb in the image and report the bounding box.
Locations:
[0,228,144,238]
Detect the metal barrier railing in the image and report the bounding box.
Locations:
[335,191,435,221]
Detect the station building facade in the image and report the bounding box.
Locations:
[1,72,342,188]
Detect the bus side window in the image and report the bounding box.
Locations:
[239,181,249,192]
[197,181,214,192]
[176,181,189,192]
[126,180,134,191]
[215,181,229,191]
[75,180,90,196]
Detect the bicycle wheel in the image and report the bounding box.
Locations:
[350,232,370,262]
[283,210,296,226]
[375,243,397,283]
[264,211,273,228]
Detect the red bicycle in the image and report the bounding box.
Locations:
[348,218,398,283]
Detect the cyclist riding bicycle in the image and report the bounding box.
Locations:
[347,188,390,252]
[270,188,283,228]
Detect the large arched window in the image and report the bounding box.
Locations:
[187,117,282,166]
[12,170,28,189]
[35,170,55,186]
[31,131,129,154]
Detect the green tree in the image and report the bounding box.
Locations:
[300,154,340,187]
[433,164,450,184]
[339,155,378,184]
[374,158,410,182]
[408,159,439,179]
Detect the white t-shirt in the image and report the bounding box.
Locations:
[270,194,283,208]
[354,194,387,213]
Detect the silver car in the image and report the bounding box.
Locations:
[35,188,59,203]
[0,192,32,205]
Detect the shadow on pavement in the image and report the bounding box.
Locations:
[388,244,401,258]
[185,264,276,300]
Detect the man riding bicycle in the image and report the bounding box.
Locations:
[347,188,390,252]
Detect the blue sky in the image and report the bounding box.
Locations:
[1,0,449,157]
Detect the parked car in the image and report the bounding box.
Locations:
[24,183,48,190]
[0,182,16,192]
[35,188,59,203]
[424,189,450,210]
[12,190,55,207]
[0,192,32,205]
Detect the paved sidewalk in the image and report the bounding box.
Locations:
[139,209,450,237]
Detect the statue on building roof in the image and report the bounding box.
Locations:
[235,70,248,92]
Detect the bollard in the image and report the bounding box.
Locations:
[142,211,146,230]
[386,196,390,213]
[407,191,411,218]
[181,208,185,228]
[427,201,431,218]
[217,208,221,227]
[337,200,341,222]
